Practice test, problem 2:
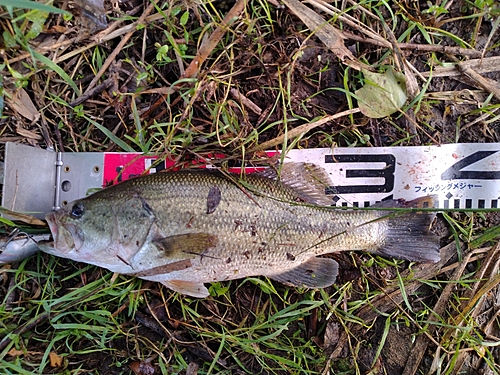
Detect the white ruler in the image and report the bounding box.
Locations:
[2,143,499,219]
[283,144,499,209]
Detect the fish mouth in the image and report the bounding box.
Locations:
[45,212,84,253]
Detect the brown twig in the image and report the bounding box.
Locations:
[69,77,115,107]
[420,56,500,77]
[229,88,262,115]
[455,60,500,102]
[306,0,387,49]
[182,0,247,79]
[7,6,147,66]
[0,311,52,352]
[249,108,361,152]
[0,285,106,352]
[82,1,158,95]
[341,30,483,58]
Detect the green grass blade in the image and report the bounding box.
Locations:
[84,115,136,152]
[372,316,391,369]
[0,0,70,15]
[0,360,36,375]
[470,224,500,249]
[31,50,80,95]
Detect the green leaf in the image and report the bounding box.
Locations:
[25,9,49,40]
[0,0,70,15]
[31,50,80,95]
[208,282,230,297]
[2,30,17,49]
[355,67,408,118]
[180,10,189,26]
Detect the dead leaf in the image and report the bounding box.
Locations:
[130,359,155,375]
[281,0,370,71]
[7,347,44,357]
[355,67,407,118]
[186,362,199,375]
[45,25,67,34]
[7,348,24,357]
[49,352,63,367]
[16,127,43,140]
[6,88,40,121]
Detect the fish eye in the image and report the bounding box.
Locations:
[70,202,84,218]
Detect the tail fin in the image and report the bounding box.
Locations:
[371,196,441,263]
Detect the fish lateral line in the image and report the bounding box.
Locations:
[183,249,219,261]
[117,254,132,267]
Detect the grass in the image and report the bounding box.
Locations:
[0,0,500,374]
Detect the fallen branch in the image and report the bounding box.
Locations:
[82,1,158,95]
[456,61,500,102]
[341,30,483,58]
[229,88,262,115]
[420,56,500,77]
[182,0,247,79]
[250,108,361,152]
[282,0,370,71]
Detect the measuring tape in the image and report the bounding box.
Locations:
[284,145,499,209]
[2,142,499,220]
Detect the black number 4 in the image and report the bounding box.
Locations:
[441,151,500,180]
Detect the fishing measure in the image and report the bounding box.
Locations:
[2,142,499,219]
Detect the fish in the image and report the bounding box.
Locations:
[40,162,440,298]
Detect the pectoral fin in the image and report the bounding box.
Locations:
[161,280,209,298]
[153,233,218,259]
[269,257,339,289]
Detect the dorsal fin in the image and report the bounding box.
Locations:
[258,162,334,206]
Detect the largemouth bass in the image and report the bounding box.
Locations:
[41,163,440,297]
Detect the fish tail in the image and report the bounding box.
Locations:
[370,196,441,263]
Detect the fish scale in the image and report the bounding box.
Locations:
[41,163,440,298]
[126,172,374,269]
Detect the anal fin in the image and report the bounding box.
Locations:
[161,280,209,298]
[269,257,339,289]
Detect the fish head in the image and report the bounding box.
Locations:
[43,192,158,270]
[44,197,119,264]
[45,202,86,254]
